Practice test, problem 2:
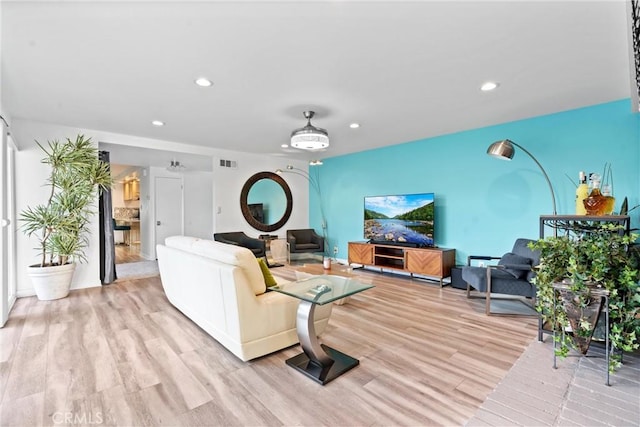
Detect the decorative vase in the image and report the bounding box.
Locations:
[601,184,615,215]
[583,177,608,216]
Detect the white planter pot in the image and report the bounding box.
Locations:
[27,263,75,300]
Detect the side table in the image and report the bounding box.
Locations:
[294,263,358,305]
[270,239,290,265]
[270,275,374,385]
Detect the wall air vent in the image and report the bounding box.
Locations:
[219,159,238,169]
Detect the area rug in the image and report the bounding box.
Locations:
[116,260,159,280]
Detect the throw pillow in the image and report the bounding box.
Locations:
[498,252,532,279]
[257,258,278,287]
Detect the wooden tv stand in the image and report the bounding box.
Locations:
[348,241,455,286]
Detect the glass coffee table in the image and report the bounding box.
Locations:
[295,263,357,305]
[271,275,374,385]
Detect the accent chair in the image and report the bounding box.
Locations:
[286,229,325,256]
[462,238,540,316]
[213,231,266,259]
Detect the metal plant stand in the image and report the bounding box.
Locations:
[537,215,630,342]
[552,283,611,386]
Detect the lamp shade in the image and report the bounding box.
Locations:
[487,139,515,160]
[290,111,329,150]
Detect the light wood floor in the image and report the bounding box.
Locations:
[0,264,538,426]
[115,243,145,264]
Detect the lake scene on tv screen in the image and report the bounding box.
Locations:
[364,193,434,246]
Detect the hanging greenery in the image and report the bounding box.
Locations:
[530,223,640,372]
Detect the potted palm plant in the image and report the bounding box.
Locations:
[531,223,640,372]
[20,135,112,300]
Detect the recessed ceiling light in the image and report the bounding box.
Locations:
[349,123,360,129]
[480,81,499,91]
[281,144,289,148]
[151,120,165,126]
[194,77,213,87]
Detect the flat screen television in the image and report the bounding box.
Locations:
[364,193,435,247]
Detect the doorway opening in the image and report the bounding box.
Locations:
[111,164,145,265]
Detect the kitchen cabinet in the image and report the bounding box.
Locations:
[123,179,140,201]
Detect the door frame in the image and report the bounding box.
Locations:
[1,121,16,327]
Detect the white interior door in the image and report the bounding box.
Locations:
[155,176,183,254]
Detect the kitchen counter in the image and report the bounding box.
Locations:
[114,218,141,244]
[113,207,139,220]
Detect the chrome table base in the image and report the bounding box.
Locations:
[285,300,359,385]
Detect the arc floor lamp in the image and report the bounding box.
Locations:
[487,139,557,215]
[276,165,329,253]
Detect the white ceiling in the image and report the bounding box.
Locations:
[2,1,634,166]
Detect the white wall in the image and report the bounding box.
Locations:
[12,118,311,296]
[184,171,214,239]
[212,153,309,240]
[139,167,152,259]
[144,153,311,258]
[13,121,103,296]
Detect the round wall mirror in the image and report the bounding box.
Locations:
[240,171,293,232]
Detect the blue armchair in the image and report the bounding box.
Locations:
[462,238,540,316]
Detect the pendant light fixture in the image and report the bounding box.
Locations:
[290,111,329,151]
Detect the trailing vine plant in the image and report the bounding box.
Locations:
[530,223,640,372]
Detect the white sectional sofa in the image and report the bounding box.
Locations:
[156,236,333,361]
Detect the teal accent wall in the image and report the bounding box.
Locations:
[310,99,639,264]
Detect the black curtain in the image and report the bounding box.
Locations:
[99,150,117,284]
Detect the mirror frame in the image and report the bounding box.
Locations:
[240,171,293,232]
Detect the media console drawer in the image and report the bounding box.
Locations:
[348,242,455,286]
[348,242,374,265]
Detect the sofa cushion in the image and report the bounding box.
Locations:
[165,236,266,295]
[164,235,201,252]
[257,258,278,287]
[296,243,321,251]
[193,239,266,295]
[498,252,532,279]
